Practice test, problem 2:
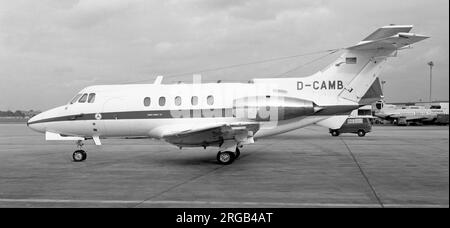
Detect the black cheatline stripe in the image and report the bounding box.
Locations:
[28,105,359,125]
[27,109,233,125]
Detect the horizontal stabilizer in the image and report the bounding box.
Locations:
[349,33,429,50]
[362,25,413,41]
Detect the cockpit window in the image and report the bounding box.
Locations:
[88,93,96,103]
[78,93,88,103]
[70,94,82,104]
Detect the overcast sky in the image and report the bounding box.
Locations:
[0,0,448,110]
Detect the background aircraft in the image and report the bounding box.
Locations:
[374,101,449,125]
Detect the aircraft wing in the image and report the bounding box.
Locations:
[161,122,260,148]
[404,116,429,122]
[378,113,429,122]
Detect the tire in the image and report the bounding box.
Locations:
[73,150,87,162]
[357,130,366,137]
[331,130,340,137]
[217,151,235,165]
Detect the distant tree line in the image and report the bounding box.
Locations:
[0,110,40,118]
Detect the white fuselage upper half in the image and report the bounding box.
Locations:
[27,81,357,141]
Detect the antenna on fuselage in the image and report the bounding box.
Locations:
[154,75,164,84]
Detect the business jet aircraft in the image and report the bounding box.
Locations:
[374,101,448,125]
[28,25,428,165]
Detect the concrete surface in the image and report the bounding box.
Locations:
[0,124,448,208]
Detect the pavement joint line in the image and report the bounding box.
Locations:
[132,164,226,208]
[132,144,268,208]
[340,137,385,208]
[0,199,447,208]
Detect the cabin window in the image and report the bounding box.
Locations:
[191,96,198,106]
[88,93,96,103]
[78,93,88,103]
[70,94,82,104]
[207,95,214,105]
[347,118,363,124]
[175,96,182,106]
[143,97,151,107]
[159,97,166,106]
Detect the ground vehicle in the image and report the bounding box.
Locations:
[330,118,372,137]
[436,114,449,125]
[397,117,408,126]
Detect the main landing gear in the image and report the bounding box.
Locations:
[216,147,241,165]
[73,140,87,162]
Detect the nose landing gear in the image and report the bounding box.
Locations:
[73,140,87,162]
[73,150,87,162]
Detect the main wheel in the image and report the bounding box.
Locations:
[331,130,340,137]
[235,148,241,159]
[216,151,235,165]
[73,150,87,162]
[357,130,366,137]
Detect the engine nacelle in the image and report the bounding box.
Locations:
[233,96,320,121]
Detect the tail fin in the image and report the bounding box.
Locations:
[314,25,429,105]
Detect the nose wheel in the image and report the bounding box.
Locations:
[73,140,87,162]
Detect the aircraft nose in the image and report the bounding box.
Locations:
[27,106,64,133]
[27,113,46,133]
[27,115,36,126]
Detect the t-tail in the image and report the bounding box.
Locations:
[316,25,429,106]
[254,25,429,129]
[255,25,429,107]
